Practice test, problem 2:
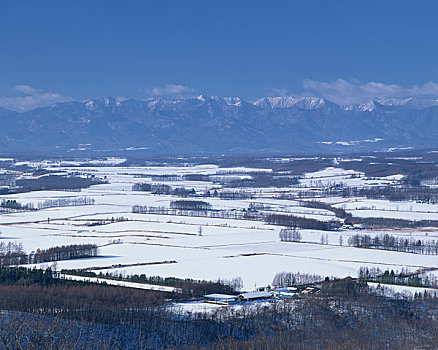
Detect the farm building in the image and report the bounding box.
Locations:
[275,288,299,298]
[256,285,272,292]
[301,287,317,295]
[353,224,367,230]
[238,291,272,302]
[204,293,238,305]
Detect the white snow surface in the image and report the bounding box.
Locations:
[61,274,177,292]
[1,163,437,291]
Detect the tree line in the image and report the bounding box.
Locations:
[0,199,34,210]
[132,182,256,200]
[37,196,95,209]
[0,266,67,286]
[16,175,106,191]
[272,271,324,288]
[0,242,98,267]
[133,173,211,182]
[133,201,438,232]
[266,213,339,231]
[289,199,438,229]
[132,204,342,231]
[279,228,302,242]
[132,205,251,220]
[132,183,197,196]
[350,216,438,228]
[0,196,95,212]
[277,183,438,205]
[299,200,351,219]
[63,269,243,297]
[341,186,438,203]
[358,267,438,288]
[170,199,212,211]
[347,233,438,255]
[292,200,438,229]
[292,185,438,203]
[226,172,300,188]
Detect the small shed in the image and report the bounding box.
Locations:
[204,293,238,305]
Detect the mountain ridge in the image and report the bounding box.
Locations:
[0,95,437,155]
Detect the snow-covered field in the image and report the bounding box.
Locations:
[1,161,437,291]
[299,167,403,188]
[62,273,177,292]
[368,282,438,298]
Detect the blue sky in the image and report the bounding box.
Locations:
[1,0,438,110]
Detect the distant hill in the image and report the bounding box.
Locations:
[0,95,437,155]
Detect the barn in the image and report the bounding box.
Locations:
[204,293,238,305]
[238,291,272,302]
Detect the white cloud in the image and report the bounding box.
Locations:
[0,85,69,112]
[302,78,438,105]
[13,84,37,94]
[147,84,197,98]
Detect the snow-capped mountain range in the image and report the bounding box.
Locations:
[0,95,437,155]
[256,96,438,111]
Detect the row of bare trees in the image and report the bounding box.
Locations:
[170,200,212,211]
[132,205,251,220]
[0,242,98,267]
[279,228,302,242]
[37,196,95,209]
[266,213,339,231]
[347,233,438,255]
[272,271,323,288]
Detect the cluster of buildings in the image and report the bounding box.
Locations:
[204,285,318,305]
[341,223,367,230]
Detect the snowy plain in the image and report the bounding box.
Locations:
[1,162,437,291]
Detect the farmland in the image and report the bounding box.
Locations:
[0,151,437,293]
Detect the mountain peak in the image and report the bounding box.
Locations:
[295,97,329,110]
[196,94,207,102]
[84,97,120,110]
[223,97,242,107]
[254,96,300,109]
[253,96,331,110]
